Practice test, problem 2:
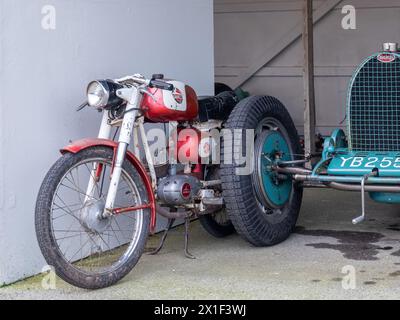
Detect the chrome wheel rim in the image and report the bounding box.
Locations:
[50,157,144,274]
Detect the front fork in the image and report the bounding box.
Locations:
[84,111,113,204]
[86,87,142,218]
[103,86,141,217]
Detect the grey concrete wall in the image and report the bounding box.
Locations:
[0,0,214,285]
[214,0,400,135]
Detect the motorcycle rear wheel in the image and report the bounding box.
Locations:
[199,209,235,238]
[199,166,235,238]
[35,146,150,289]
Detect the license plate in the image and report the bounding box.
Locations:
[328,154,400,176]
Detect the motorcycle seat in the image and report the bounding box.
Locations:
[197,92,238,122]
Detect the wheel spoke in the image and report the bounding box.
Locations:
[64,172,83,205]
[59,183,97,201]
[68,236,92,263]
[53,196,82,223]
[46,155,144,276]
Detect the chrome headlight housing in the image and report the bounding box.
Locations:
[87,80,123,109]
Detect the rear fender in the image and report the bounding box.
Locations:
[61,138,157,232]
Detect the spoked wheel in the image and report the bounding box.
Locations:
[199,166,235,238]
[35,147,150,289]
[221,96,303,247]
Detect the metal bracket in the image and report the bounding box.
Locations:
[116,88,134,101]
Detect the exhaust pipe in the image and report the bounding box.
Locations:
[327,182,400,193]
[156,205,191,219]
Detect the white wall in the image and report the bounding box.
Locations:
[0,0,214,285]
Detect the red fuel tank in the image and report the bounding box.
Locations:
[141,80,199,122]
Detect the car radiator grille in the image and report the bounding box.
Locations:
[348,53,400,152]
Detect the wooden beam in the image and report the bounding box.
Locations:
[232,0,343,89]
[215,65,355,78]
[303,0,316,164]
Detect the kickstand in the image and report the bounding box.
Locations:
[184,218,196,259]
[148,218,175,255]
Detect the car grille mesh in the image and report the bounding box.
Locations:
[348,53,400,151]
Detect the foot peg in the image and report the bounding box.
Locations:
[352,172,376,225]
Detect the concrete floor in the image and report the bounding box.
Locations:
[1,189,400,300]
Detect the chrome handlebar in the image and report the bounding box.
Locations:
[114,74,174,91]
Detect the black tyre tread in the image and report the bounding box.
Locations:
[198,166,235,238]
[198,214,235,238]
[220,96,303,247]
[35,147,150,289]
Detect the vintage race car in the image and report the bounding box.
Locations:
[221,42,400,246]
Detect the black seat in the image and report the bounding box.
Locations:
[198,91,238,122]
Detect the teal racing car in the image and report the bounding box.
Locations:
[221,42,400,246]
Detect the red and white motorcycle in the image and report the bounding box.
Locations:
[35,74,250,289]
[36,71,304,289]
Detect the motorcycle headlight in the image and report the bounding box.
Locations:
[87,80,123,109]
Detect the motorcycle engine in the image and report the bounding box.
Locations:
[157,175,201,206]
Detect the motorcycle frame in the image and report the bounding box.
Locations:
[62,76,221,232]
[62,84,159,231]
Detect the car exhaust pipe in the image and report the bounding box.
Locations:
[275,166,312,175]
[327,182,400,193]
[294,175,400,193]
[274,166,400,192]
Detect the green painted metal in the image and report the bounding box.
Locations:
[308,52,400,204]
[321,129,347,160]
[261,131,292,208]
[369,192,400,204]
[327,151,400,177]
[317,129,348,176]
[321,127,400,178]
[234,88,250,101]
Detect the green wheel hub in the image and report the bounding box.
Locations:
[254,130,292,209]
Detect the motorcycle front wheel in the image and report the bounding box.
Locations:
[35,146,150,289]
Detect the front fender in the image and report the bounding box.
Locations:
[61,138,157,232]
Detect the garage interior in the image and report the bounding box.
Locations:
[2,0,400,299]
